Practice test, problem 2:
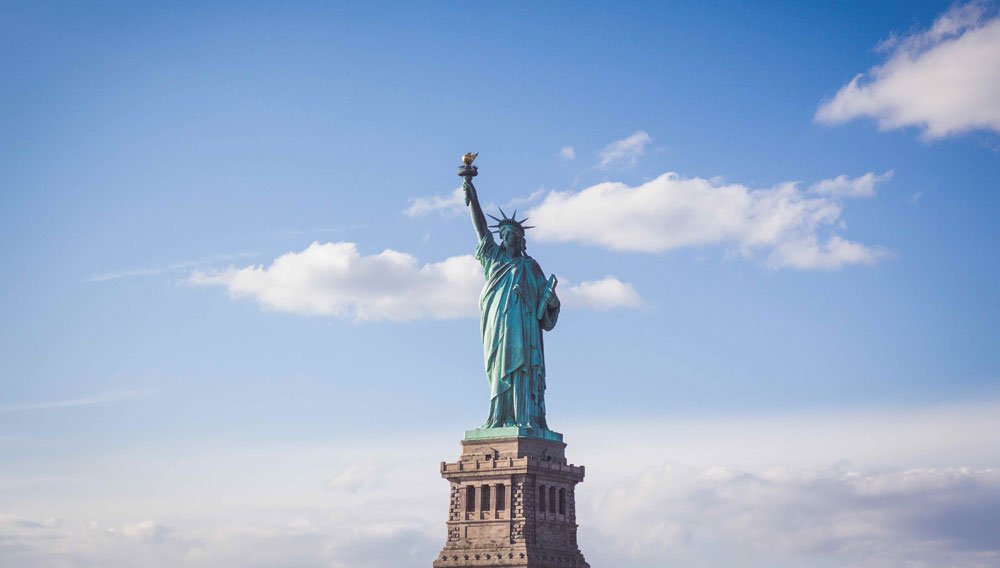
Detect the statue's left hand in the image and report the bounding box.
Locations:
[544,289,559,309]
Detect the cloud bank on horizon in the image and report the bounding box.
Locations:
[3,401,998,568]
[5,466,997,568]
[817,2,1000,139]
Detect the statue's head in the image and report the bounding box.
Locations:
[489,208,533,255]
[499,225,526,254]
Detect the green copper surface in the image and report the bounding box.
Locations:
[460,159,561,434]
[463,426,563,442]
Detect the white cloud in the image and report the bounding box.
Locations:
[560,146,576,160]
[816,3,1000,139]
[404,187,465,217]
[769,234,888,270]
[809,170,894,198]
[562,277,644,309]
[189,242,482,321]
[597,131,651,169]
[527,172,889,270]
[189,242,641,320]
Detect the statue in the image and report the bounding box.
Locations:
[460,154,560,431]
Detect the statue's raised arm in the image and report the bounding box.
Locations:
[459,153,489,242]
[463,176,490,242]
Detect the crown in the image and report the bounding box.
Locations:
[488,208,534,235]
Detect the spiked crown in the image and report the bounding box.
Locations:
[487,208,534,235]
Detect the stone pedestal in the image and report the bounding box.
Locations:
[433,434,589,568]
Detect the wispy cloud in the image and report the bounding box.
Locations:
[405,188,545,219]
[597,131,651,169]
[0,390,150,412]
[816,2,1000,139]
[87,253,257,282]
[809,170,894,198]
[502,189,546,209]
[188,242,641,321]
[526,172,890,270]
[403,188,465,217]
[562,277,645,310]
[560,146,576,160]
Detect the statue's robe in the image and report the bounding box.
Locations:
[475,234,559,429]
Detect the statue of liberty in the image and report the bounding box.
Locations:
[460,154,560,431]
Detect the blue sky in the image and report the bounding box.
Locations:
[2,2,999,567]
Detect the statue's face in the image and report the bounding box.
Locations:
[500,228,524,253]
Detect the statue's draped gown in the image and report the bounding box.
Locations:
[475,234,560,429]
